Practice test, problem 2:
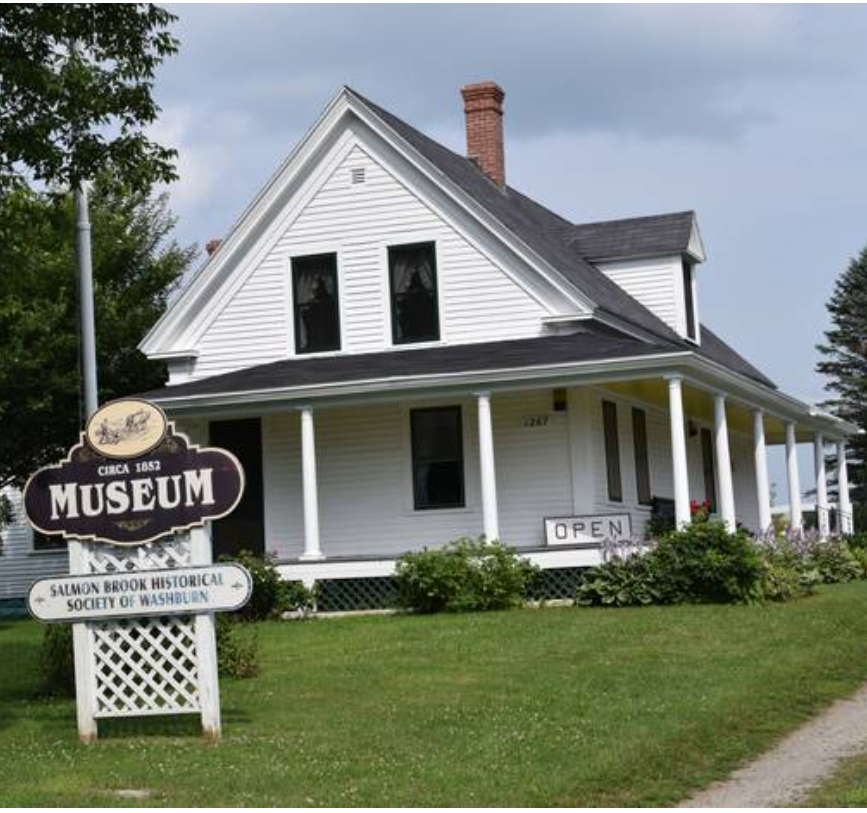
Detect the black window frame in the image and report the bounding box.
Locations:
[410,405,465,511]
[291,252,341,355]
[602,400,623,503]
[32,531,66,553]
[683,260,697,340]
[700,427,717,511]
[388,241,440,345]
[632,407,652,506]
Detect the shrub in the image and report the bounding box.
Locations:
[576,554,661,607]
[850,545,867,577]
[395,538,540,613]
[651,521,765,604]
[220,549,290,620]
[845,531,867,551]
[216,614,259,679]
[646,497,676,539]
[40,623,75,696]
[809,540,863,583]
[284,580,319,616]
[761,557,820,601]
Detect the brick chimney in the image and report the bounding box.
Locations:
[461,81,506,187]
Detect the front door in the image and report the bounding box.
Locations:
[209,418,265,559]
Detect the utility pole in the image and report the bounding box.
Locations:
[75,182,98,418]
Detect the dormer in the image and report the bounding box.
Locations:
[566,211,706,343]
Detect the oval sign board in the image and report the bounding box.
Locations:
[27,564,253,623]
[85,398,167,459]
[24,399,245,546]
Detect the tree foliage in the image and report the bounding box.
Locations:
[0,3,179,192]
[0,178,195,488]
[817,246,867,516]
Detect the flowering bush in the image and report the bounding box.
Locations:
[581,523,867,610]
[689,499,713,523]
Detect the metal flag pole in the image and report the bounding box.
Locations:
[71,181,100,742]
[74,182,98,417]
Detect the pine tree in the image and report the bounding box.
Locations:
[816,246,867,526]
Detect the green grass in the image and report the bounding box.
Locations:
[804,753,867,806]
[5,584,867,806]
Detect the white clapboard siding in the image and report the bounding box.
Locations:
[596,255,686,336]
[190,142,548,381]
[0,487,68,601]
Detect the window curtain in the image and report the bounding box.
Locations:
[294,258,338,351]
[392,245,437,342]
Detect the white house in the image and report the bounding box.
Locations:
[1,82,858,610]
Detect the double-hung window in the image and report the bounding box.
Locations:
[410,406,464,510]
[292,253,340,354]
[388,242,439,344]
[602,400,623,503]
[700,427,717,511]
[632,407,652,506]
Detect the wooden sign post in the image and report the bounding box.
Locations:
[23,399,248,742]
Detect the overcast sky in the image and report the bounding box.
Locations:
[153,4,867,499]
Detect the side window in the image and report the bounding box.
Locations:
[683,261,697,340]
[632,407,652,506]
[602,400,623,503]
[700,427,717,511]
[292,253,340,354]
[388,242,439,345]
[410,406,464,510]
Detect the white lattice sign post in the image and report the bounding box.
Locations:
[24,399,249,743]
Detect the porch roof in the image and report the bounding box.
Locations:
[144,329,665,401]
[143,322,774,403]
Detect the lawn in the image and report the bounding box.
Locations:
[4,584,867,806]
[805,753,867,806]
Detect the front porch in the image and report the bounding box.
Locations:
[165,366,856,594]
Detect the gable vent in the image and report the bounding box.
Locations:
[350,167,365,185]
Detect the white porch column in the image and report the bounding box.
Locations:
[713,394,736,531]
[476,391,500,541]
[837,440,853,534]
[753,410,772,533]
[785,421,803,531]
[299,405,323,560]
[667,375,690,528]
[814,432,830,538]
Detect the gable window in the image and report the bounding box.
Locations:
[632,407,652,506]
[602,400,623,503]
[683,261,697,340]
[389,242,439,344]
[292,253,340,354]
[410,406,464,510]
[700,427,717,510]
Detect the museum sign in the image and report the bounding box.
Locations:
[23,398,245,546]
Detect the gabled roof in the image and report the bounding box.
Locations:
[143,85,774,393]
[348,89,688,345]
[565,211,702,262]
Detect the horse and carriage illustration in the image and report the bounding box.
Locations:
[93,408,153,447]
